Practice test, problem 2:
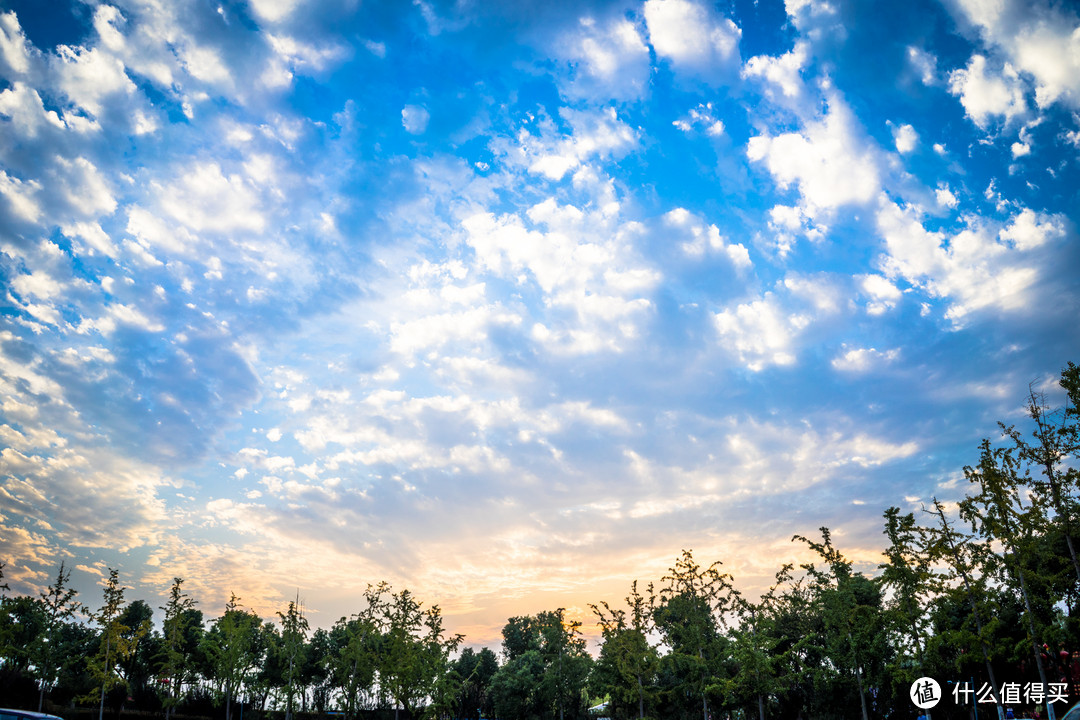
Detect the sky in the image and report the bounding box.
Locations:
[0,0,1078,647]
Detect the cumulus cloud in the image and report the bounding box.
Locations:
[661,207,752,269]
[503,106,638,182]
[859,274,903,315]
[463,196,659,355]
[875,199,1066,324]
[893,123,918,154]
[747,98,881,218]
[560,15,651,100]
[402,105,430,134]
[831,346,900,372]
[949,0,1080,109]
[742,42,808,101]
[947,54,1028,128]
[714,293,806,371]
[907,46,937,85]
[644,0,741,82]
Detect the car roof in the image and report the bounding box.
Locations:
[0,710,65,720]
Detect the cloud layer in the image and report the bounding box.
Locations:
[1,0,1078,644]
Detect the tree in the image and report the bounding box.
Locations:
[277,591,309,720]
[536,609,591,720]
[651,550,734,720]
[491,643,546,720]
[879,507,937,714]
[202,593,263,720]
[329,583,386,719]
[378,587,463,720]
[118,600,157,706]
[450,647,499,720]
[31,561,81,710]
[1000,374,1080,587]
[491,610,591,720]
[794,528,891,720]
[960,442,1060,720]
[85,568,149,720]
[590,581,659,720]
[305,627,333,714]
[160,577,199,720]
[726,566,790,720]
[924,497,1007,720]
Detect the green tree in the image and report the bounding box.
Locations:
[378,587,463,720]
[795,528,891,720]
[1000,375,1080,587]
[960,442,1060,720]
[202,593,263,720]
[590,581,658,720]
[450,646,499,720]
[277,591,309,720]
[32,561,81,710]
[924,497,1007,720]
[651,550,734,720]
[536,609,591,720]
[491,610,591,720]
[491,643,545,720]
[726,566,790,720]
[329,583,386,719]
[305,627,333,713]
[160,577,198,720]
[118,600,157,705]
[1,593,45,673]
[85,568,149,720]
[879,507,937,713]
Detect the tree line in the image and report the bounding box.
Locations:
[1,362,1079,720]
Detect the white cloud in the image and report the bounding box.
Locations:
[54,156,116,218]
[516,107,638,181]
[907,46,937,85]
[249,0,305,24]
[875,199,1065,323]
[402,105,430,134]
[999,208,1065,251]
[783,273,845,314]
[0,12,32,77]
[672,103,725,136]
[859,273,902,315]
[0,83,69,137]
[831,346,900,372]
[742,42,808,100]
[663,208,751,269]
[644,0,741,82]
[0,169,42,222]
[714,293,805,371]
[561,16,651,100]
[267,34,345,74]
[935,184,958,209]
[950,0,1080,109]
[53,44,137,118]
[747,98,881,218]
[0,442,169,555]
[947,54,1027,128]
[155,162,266,235]
[463,196,659,355]
[893,123,918,154]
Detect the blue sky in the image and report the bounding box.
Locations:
[1,0,1078,644]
